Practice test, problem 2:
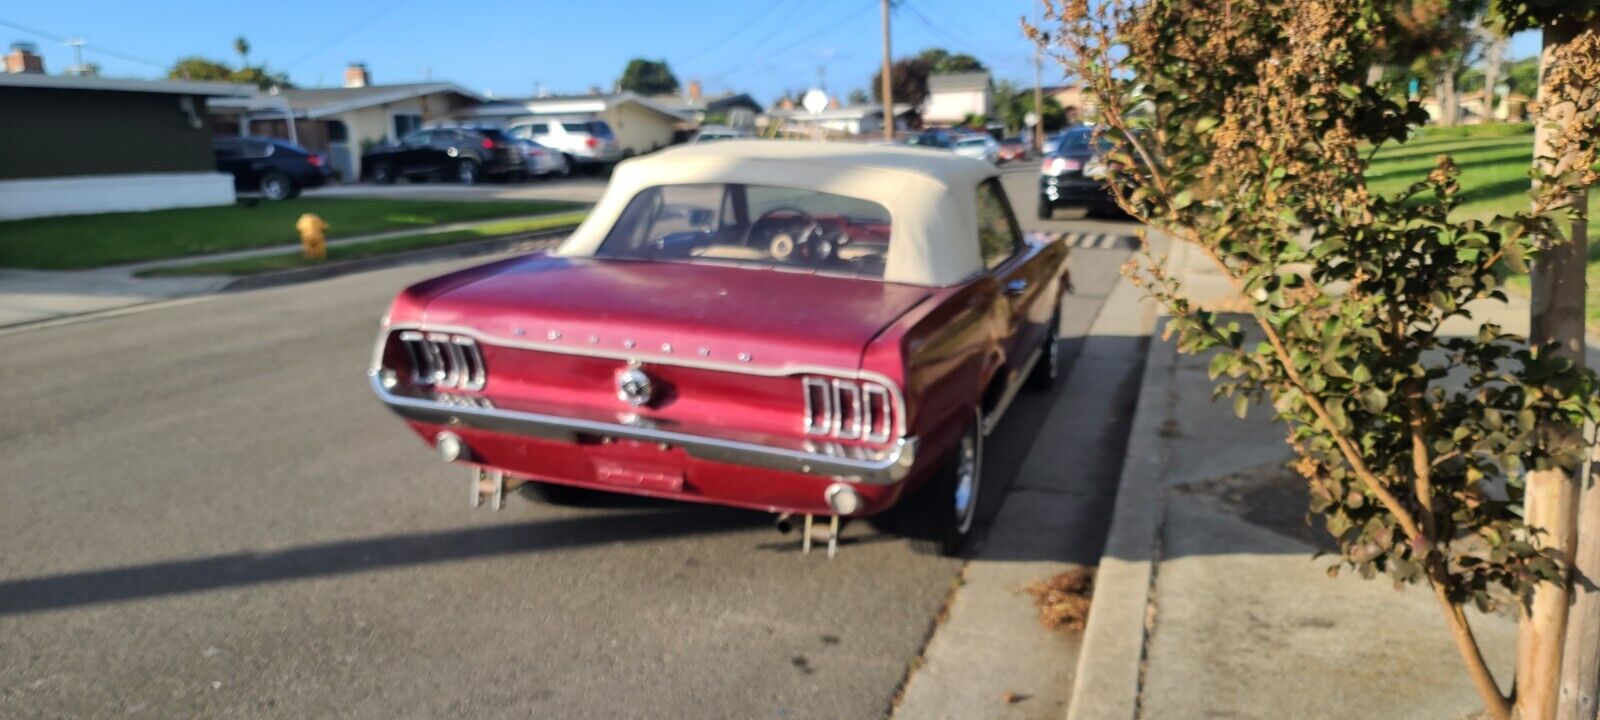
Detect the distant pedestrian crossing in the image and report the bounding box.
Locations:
[1059,232,1137,250]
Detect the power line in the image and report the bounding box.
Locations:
[283,0,409,71]
[0,17,167,69]
[700,0,879,86]
[899,0,992,61]
[674,0,793,68]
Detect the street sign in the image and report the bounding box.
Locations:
[802,89,829,115]
[1024,111,1039,128]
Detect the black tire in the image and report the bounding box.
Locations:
[1037,197,1053,220]
[369,161,395,185]
[259,172,292,201]
[455,159,480,185]
[902,411,983,556]
[1027,311,1062,391]
[518,480,599,506]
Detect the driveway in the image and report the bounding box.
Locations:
[0,158,1146,719]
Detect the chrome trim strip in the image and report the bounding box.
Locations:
[369,373,917,485]
[981,344,1043,437]
[371,322,909,438]
[802,377,832,436]
[832,380,862,440]
[863,384,892,443]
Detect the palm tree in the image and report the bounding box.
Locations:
[233,36,250,69]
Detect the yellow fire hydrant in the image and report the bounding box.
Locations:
[295,213,328,261]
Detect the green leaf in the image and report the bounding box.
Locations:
[1234,393,1250,419]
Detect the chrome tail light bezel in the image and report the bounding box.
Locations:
[804,375,896,444]
[396,330,486,391]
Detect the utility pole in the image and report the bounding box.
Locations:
[1519,13,1598,720]
[881,0,893,141]
[1033,25,1045,152]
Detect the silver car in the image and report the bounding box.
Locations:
[512,138,571,179]
[953,134,1000,164]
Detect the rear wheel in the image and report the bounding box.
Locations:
[369,161,395,184]
[1027,311,1062,391]
[903,411,983,557]
[259,172,292,201]
[456,159,480,185]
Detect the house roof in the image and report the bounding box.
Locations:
[557,140,999,286]
[272,82,487,118]
[927,72,991,92]
[648,91,762,114]
[462,92,692,122]
[0,73,254,97]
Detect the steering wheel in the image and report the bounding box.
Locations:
[745,207,833,263]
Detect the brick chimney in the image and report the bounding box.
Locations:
[5,41,44,74]
[343,62,371,88]
[687,80,702,101]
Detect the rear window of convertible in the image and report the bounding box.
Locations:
[596,183,893,278]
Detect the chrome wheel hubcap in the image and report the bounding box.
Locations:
[954,430,979,533]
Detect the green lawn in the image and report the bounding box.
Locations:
[1366,122,1600,330]
[0,198,585,270]
[136,212,588,278]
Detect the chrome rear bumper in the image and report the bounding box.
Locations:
[370,373,917,485]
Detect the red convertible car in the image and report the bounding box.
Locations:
[370,141,1070,555]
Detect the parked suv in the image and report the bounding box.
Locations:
[361,127,523,185]
[507,119,622,171]
[1038,126,1118,218]
[213,136,332,201]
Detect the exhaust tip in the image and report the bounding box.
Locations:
[436,431,468,462]
[824,483,862,515]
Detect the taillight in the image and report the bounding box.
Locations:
[481,138,496,149]
[585,137,599,149]
[1043,156,1082,176]
[306,154,324,167]
[396,331,486,391]
[803,377,895,443]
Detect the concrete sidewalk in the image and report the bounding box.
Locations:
[1068,239,1600,719]
[0,212,578,329]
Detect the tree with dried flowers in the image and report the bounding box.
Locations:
[1026,1,1600,717]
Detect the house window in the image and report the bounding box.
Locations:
[392,113,423,140]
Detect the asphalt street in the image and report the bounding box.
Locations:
[0,164,1145,719]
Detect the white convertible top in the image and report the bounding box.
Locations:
[555,140,1001,286]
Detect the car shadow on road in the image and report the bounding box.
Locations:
[0,505,766,617]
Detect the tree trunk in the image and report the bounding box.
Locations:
[1481,36,1505,120]
[1518,16,1594,720]
[1439,71,1459,127]
[1558,439,1600,720]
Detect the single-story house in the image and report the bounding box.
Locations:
[649,83,763,129]
[761,104,917,137]
[455,92,692,155]
[1042,84,1096,120]
[0,71,250,220]
[212,65,487,181]
[923,72,992,125]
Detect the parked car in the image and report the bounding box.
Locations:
[368,141,1071,556]
[997,136,1031,163]
[361,127,523,185]
[1038,126,1119,219]
[953,134,1001,164]
[512,138,571,179]
[902,127,960,150]
[1041,131,1067,156]
[690,125,749,143]
[212,136,332,201]
[508,119,622,171]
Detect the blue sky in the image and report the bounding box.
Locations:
[1,1,1542,104]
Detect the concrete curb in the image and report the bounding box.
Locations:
[1063,255,1180,720]
[218,227,575,292]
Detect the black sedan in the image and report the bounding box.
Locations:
[361,127,523,185]
[1037,126,1118,219]
[213,136,333,201]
